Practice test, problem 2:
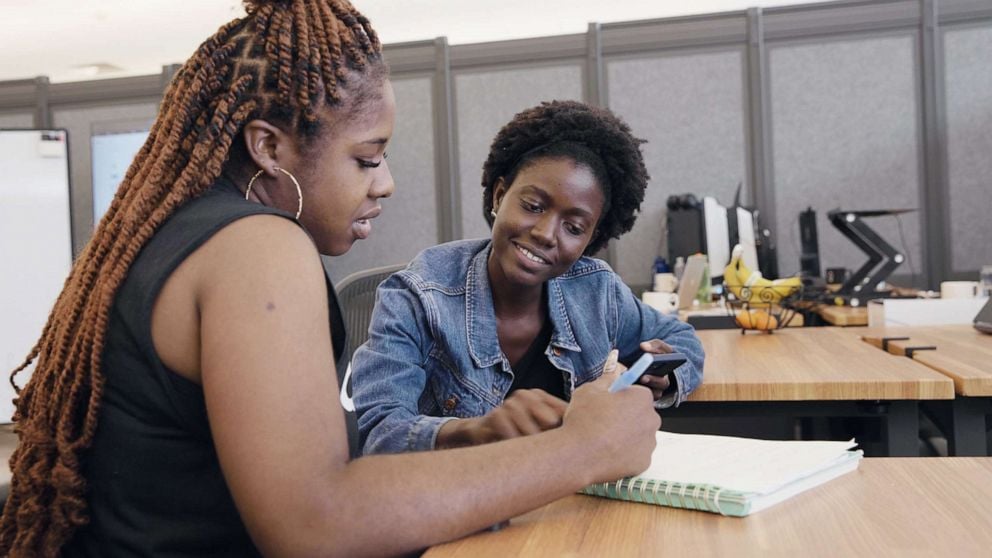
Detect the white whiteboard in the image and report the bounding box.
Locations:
[0,129,73,422]
[91,130,148,225]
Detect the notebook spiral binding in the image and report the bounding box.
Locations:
[585,478,731,516]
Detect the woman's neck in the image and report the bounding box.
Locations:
[487,255,544,319]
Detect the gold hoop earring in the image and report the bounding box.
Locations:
[244,167,304,220]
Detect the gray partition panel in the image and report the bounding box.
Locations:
[0,112,33,128]
[327,75,437,284]
[769,34,924,281]
[943,24,992,273]
[454,63,583,241]
[52,101,160,255]
[607,49,748,287]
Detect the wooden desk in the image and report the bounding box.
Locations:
[859,325,992,395]
[664,329,953,456]
[425,458,992,558]
[690,328,951,401]
[677,306,804,328]
[859,325,992,455]
[815,304,868,326]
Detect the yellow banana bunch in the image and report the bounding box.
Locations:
[723,245,801,304]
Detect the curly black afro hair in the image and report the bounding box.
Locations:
[481,100,648,255]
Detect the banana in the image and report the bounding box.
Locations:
[723,245,801,304]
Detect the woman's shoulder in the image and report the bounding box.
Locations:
[207,213,317,264]
[189,213,324,295]
[401,238,489,285]
[558,255,615,281]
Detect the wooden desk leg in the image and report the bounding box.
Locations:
[882,401,919,457]
[924,399,990,457]
[948,398,990,457]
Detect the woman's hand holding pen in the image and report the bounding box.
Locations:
[562,349,660,482]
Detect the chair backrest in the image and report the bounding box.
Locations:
[335,262,408,365]
[333,262,406,458]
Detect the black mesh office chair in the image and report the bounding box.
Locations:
[333,263,407,456]
[336,262,408,365]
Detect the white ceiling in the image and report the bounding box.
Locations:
[0,0,806,83]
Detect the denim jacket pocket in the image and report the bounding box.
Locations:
[425,350,490,418]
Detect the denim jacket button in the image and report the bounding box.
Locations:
[552,347,562,357]
[443,396,458,411]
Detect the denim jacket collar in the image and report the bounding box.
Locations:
[465,242,582,369]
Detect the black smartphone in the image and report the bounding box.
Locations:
[610,352,687,392]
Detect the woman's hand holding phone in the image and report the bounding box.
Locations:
[638,339,676,399]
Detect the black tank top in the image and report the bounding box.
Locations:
[63,179,346,557]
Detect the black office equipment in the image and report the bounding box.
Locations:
[756,224,779,280]
[666,185,766,282]
[666,193,705,260]
[799,207,821,278]
[825,267,848,285]
[827,208,916,306]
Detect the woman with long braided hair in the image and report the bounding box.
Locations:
[1,1,660,556]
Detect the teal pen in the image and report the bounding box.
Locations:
[608,353,655,393]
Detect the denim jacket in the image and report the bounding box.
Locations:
[351,239,704,455]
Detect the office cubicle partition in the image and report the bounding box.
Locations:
[1,0,989,289]
[454,60,585,241]
[602,13,752,287]
[323,72,441,284]
[767,31,925,280]
[0,112,33,128]
[942,21,992,277]
[53,103,160,254]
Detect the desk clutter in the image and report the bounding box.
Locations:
[581,431,862,517]
[646,192,992,332]
[644,245,806,333]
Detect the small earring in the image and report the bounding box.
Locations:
[245,167,304,219]
[490,209,497,218]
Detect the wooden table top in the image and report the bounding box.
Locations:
[815,304,868,326]
[858,325,992,396]
[425,458,992,558]
[687,328,953,402]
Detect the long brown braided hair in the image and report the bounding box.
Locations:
[0,1,384,555]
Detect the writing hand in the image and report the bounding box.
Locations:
[562,364,660,481]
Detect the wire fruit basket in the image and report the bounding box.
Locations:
[723,285,804,334]
[722,244,805,334]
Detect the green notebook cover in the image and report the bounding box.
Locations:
[581,432,863,517]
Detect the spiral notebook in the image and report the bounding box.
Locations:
[581,431,862,517]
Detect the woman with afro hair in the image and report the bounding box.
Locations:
[352,100,704,455]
